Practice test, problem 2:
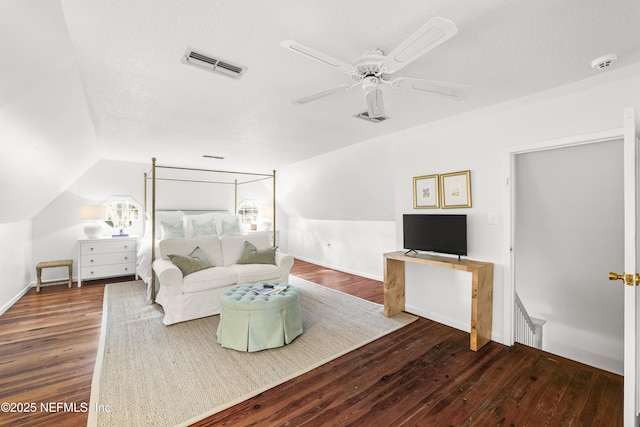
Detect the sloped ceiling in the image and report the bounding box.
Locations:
[0,0,98,222]
[2,0,640,222]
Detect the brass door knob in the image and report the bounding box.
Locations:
[609,272,625,281]
[609,272,640,286]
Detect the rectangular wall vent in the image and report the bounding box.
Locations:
[182,49,247,79]
[353,111,390,123]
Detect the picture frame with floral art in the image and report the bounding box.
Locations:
[413,174,439,208]
[440,170,472,208]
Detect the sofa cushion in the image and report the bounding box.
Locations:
[182,266,237,293]
[167,247,213,276]
[230,264,282,284]
[236,241,276,265]
[159,236,224,266]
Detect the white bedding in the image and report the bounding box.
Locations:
[136,237,158,299]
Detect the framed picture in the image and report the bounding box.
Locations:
[413,174,439,208]
[440,170,472,208]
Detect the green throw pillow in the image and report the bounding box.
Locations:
[192,218,217,237]
[161,221,185,239]
[168,247,213,276]
[236,241,277,265]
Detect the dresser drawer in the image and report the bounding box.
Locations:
[81,252,134,267]
[81,262,136,280]
[80,240,136,255]
[78,236,138,286]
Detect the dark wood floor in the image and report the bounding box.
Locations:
[0,260,623,426]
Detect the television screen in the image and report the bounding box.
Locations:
[403,214,467,256]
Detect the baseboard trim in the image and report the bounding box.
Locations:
[406,303,505,345]
[0,284,32,317]
[291,255,382,282]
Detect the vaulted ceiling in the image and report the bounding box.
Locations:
[2,0,640,221]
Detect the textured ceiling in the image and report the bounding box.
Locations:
[59,0,640,173]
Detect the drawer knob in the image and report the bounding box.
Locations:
[90,259,94,263]
[124,267,129,271]
[124,245,128,249]
[90,271,94,275]
[124,256,128,261]
[90,247,94,251]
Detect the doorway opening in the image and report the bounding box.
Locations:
[508,132,624,374]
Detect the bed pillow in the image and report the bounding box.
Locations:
[214,214,242,236]
[167,247,213,276]
[192,218,217,237]
[236,241,277,265]
[183,212,217,238]
[161,221,185,239]
[220,218,241,236]
[153,211,185,238]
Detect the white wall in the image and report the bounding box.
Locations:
[279,135,397,279]
[288,218,395,279]
[0,221,32,315]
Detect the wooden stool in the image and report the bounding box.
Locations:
[36,259,73,292]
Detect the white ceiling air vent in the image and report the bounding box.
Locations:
[353,111,389,123]
[182,49,247,79]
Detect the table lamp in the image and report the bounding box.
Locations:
[259,206,274,230]
[80,204,108,238]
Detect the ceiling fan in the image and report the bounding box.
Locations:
[281,17,470,119]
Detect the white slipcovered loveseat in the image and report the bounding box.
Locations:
[153,233,293,325]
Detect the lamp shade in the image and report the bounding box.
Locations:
[80,204,107,238]
[80,204,108,220]
[259,206,274,217]
[258,206,274,231]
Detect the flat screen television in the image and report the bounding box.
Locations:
[403,214,467,257]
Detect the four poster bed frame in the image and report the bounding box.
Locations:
[144,157,277,303]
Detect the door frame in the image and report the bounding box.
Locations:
[503,127,624,346]
[622,106,640,426]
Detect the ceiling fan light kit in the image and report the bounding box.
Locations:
[281,16,470,120]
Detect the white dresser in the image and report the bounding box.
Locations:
[78,236,137,286]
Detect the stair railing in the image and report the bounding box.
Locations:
[514,292,546,349]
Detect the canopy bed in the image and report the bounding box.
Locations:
[137,158,278,305]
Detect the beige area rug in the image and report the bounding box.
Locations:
[88,276,417,427]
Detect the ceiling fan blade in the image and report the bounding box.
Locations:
[293,84,353,105]
[281,40,354,74]
[391,77,471,99]
[366,89,386,118]
[382,17,458,73]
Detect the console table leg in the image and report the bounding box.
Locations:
[384,258,405,317]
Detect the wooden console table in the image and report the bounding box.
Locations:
[383,251,494,351]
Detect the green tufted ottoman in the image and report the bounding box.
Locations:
[216,284,303,352]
